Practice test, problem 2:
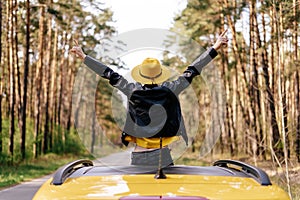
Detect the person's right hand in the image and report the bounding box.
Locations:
[70,40,86,60]
[213,29,228,51]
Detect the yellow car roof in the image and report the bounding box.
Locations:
[33,159,291,200]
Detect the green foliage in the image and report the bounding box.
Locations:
[94,77,123,145]
[0,153,88,189]
[0,118,88,164]
[173,0,221,44]
[0,152,12,165]
[64,128,86,155]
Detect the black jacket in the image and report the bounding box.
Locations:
[84,47,218,146]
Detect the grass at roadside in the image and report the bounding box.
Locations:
[0,153,92,189]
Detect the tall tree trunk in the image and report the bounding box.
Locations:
[280,2,290,159]
[239,31,251,155]
[249,0,259,162]
[4,2,9,120]
[267,3,283,160]
[91,112,96,154]
[66,40,72,131]
[8,0,15,158]
[0,0,3,153]
[218,3,226,154]
[13,0,22,135]
[49,27,58,151]
[293,0,300,162]
[34,6,45,157]
[296,70,300,162]
[28,61,33,118]
[43,17,52,154]
[277,3,291,196]
[56,48,65,150]
[222,0,234,156]
[57,31,67,126]
[259,0,268,160]
[230,0,238,156]
[21,0,30,160]
[252,0,267,159]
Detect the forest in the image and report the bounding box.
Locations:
[0,0,299,199]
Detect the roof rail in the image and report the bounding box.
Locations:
[213,159,272,186]
[52,159,93,185]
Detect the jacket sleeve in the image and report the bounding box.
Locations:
[83,55,109,76]
[83,55,136,96]
[190,47,218,74]
[163,47,218,94]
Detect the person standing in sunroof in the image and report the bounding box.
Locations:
[70,29,228,167]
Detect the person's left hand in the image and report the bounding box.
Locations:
[213,29,228,50]
[70,40,86,60]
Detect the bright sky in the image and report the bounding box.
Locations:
[104,0,187,33]
[102,0,187,76]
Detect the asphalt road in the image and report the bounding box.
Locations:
[0,149,132,200]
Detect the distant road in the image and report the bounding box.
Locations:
[0,149,132,200]
[0,174,52,200]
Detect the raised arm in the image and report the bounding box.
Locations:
[163,29,228,94]
[70,40,108,76]
[191,29,228,72]
[69,40,136,96]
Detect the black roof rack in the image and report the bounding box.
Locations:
[213,159,272,186]
[51,159,93,185]
[50,159,272,186]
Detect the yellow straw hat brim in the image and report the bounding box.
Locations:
[131,63,170,84]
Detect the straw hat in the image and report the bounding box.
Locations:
[131,58,170,84]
